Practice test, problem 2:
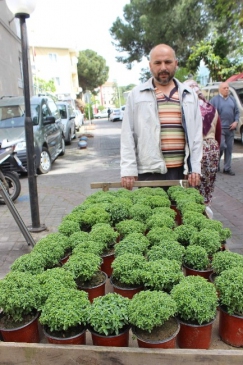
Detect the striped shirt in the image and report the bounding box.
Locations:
[155,86,185,168]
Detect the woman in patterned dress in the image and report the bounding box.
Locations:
[184,80,221,206]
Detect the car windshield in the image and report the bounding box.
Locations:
[0,104,39,128]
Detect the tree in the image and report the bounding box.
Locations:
[187,37,243,81]
[110,0,211,67]
[77,50,109,94]
[34,78,56,93]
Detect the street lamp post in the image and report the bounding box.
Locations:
[6,0,46,232]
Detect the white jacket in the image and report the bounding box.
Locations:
[120,78,203,177]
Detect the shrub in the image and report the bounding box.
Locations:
[89,223,119,248]
[174,224,198,246]
[58,220,80,237]
[10,252,46,275]
[151,206,176,219]
[129,290,177,332]
[182,211,207,230]
[147,241,185,264]
[115,219,145,238]
[146,213,175,230]
[39,288,90,332]
[146,226,178,246]
[183,245,210,271]
[142,259,184,291]
[114,233,150,257]
[79,206,111,230]
[171,275,218,324]
[111,253,146,286]
[68,231,89,250]
[106,198,132,225]
[189,228,221,256]
[63,252,102,282]
[215,268,243,315]
[129,204,153,223]
[212,251,243,275]
[87,293,130,336]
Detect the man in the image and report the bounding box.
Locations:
[120,43,203,190]
[210,82,239,176]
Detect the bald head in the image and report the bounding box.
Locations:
[149,44,177,61]
[219,82,229,98]
[149,44,178,86]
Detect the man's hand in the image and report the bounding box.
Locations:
[229,121,238,130]
[121,176,137,190]
[188,173,201,187]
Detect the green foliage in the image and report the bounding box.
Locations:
[147,241,185,264]
[37,267,77,307]
[115,219,145,237]
[146,226,178,246]
[77,50,109,94]
[58,220,80,237]
[132,187,168,197]
[72,240,106,256]
[63,252,102,282]
[174,224,198,246]
[129,290,177,332]
[0,271,42,322]
[32,234,68,268]
[171,276,218,324]
[34,77,56,93]
[88,293,130,336]
[183,245,210,271]
[110,0,210,67]
[129,204,152,223]
[142,259,184,291]
[151,207,176,220]
[146,213,175,230]
[106,198,132,225]
[167,185,185,200]
[111,253,146,285]
[89,223,119,247]
[80,206,111,230]
[68,231,90,250]
[62,211,83,224]
[114,233,150,257]
[182,211,207,230]
[10,252,46,275]
[189,229,221,256]
[178,201,205,215]
[199,220,231,242]
[212,251,243,275]
[215,268,243,315]
[39,288,90,332]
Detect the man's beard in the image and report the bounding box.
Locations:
[154,71,175,85]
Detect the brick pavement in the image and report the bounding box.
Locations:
[0,120,243,278]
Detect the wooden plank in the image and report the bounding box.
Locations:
[90,180,189,191]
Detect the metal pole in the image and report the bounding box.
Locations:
[19,15,46,232]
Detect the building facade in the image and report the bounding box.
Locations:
[0,2,28,97]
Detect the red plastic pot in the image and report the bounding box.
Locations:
[110,276,143,299]
[219,306,243,347]
[183,264,214,281]
[43,326,86,345]
[78,271,107,303]
[89,325,130,347]
[0,311,40,343]
[101,251,115,278]
[177,317,215,349]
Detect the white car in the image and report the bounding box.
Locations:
[74,109,84,130]
[94,110,109,119]
[110,108,123,122]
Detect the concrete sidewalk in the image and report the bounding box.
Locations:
[0,119,243,278]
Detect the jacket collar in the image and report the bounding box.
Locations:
[139,77,192,96]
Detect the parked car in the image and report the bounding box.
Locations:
[56,102,76,144]
[110,108,123,122]
[0,95,65,174]
[74,109,84,131]
[202,81,243,143]
[94,110,109,119]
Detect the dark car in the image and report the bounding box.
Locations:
[0,95,65,174]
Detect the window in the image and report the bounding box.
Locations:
[48,100,59,119]
[49,53,57,62]
[53,77,60,86]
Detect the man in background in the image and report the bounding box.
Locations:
[210,82,239,176]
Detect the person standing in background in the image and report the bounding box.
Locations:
[184,80,221,206]
[120,44,203,190]
[107,108,111,121]
[210,82,239,176]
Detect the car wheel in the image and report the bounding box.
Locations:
[66,130,72,145]
[59,137,66,156]
[37,147,51,174]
